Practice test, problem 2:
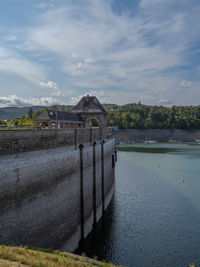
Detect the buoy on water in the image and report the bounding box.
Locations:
[181,178,184,183]
[157,164,160,168]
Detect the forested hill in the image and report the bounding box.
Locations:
[107,103,200,129]
[0,106,43,120]
[1,103,200,130]
[0,104,113,120]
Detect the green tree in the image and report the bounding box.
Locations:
[27,107,33,119]
[107,103,200,129]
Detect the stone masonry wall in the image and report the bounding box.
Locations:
[0,128,113,155]
[0,129,115,252]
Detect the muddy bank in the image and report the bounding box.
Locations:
[115,129,200,144]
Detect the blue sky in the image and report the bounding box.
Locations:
[0,0,200,107]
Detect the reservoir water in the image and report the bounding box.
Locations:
[77,142,200,267]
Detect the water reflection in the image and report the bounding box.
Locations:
[77,143,200,267]
[117,146,182,153]
[76,198,116,262]
[117,142,200,156]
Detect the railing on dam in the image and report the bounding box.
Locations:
[0,127,113,155]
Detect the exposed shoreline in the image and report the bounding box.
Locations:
[115,129,200,144]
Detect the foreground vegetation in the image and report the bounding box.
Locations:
[0,245,116,267]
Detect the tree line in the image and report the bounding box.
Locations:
[107,103,200,129]
[1,104,200,129]
[0,108,34,128]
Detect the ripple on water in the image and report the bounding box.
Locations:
[77,143,200,267]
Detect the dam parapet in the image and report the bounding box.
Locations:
[0,127,113,155]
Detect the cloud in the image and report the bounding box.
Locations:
[24,0,199,103]
[2,34,17,41]
[70,90,110,105]
[157,99,173,106]
[0,95,64,108]
[39,80,58,89]
[39,1,55,10]
[0,0,200,105]
[0,46,46,84]
[0,90,108,108]
[39,80,64,97]
[51,89,63,97]
[180,80,192,87]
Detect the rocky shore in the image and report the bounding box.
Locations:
[115,129,200,144]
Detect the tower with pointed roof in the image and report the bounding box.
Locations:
[71,94,107,129]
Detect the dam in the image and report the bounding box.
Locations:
[0,96,116,252]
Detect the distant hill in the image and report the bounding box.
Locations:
[0,103,116,120]
[103,103,118,109]
[0,106,44,120]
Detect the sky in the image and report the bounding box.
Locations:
[0,0,200,107]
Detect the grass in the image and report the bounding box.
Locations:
[0,245,117,267]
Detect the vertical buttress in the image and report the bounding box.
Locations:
[101,141,105,214]
[93,143,97,226]
[79,145,84,240]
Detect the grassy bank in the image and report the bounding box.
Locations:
[0,245,116,267]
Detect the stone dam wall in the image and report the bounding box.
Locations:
[0,128,115,252]
[115,129,200,143]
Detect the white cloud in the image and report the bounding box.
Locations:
[51,89,63,97]
[24,0,193,100]
[40,81,58,89]
[140,0,163,7]
[2,35,17,41]
[0,95,64,108]
[71,53,79,58]
[180,80,192,87]
[39,2,55,10]
[70,90,109,105]
[39,80,64,97]
[0,46,46,84]
[0,0,200,105]
[157,99,173,106]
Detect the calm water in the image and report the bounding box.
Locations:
[77,142,200,267]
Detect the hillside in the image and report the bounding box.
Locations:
[0,245,116,267]
[0,106,43,120]
[107,103,200,129]
[0,104,115,120]
[0,106,73,120]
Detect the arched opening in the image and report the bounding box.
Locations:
[86,118,100,128]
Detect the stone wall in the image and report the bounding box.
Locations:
[115,129,200,143]
[0,128,113,155]
[0,129,115,252]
